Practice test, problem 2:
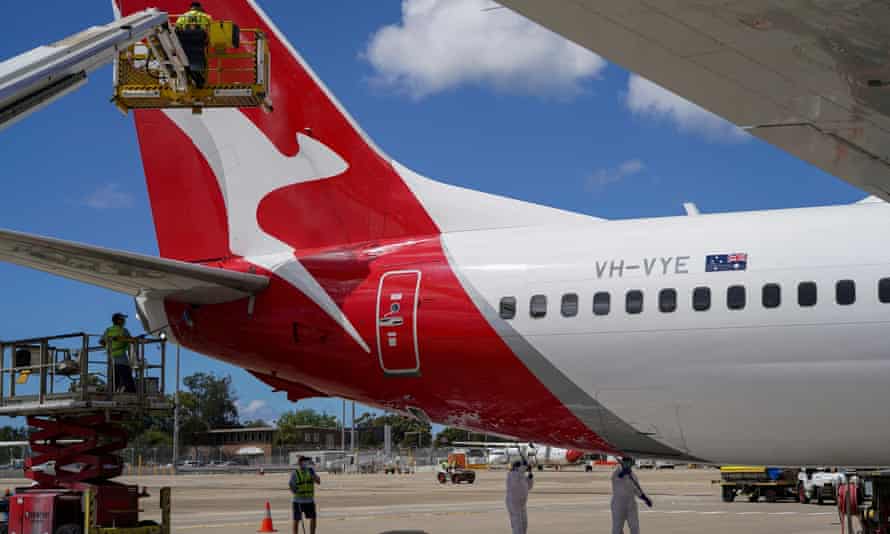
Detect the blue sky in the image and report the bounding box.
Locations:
[0,2,862,428]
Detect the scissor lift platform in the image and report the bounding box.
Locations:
[112,17,271,113]
[0,332,169,418]
[0,397,169,416]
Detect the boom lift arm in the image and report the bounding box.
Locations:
[0,7,271,131]
[0,9,169,132]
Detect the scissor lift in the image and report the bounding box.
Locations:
[0,332,172,534]
[112,16,271,114]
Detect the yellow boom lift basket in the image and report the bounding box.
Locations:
[113,16,271,113]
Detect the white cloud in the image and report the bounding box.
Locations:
[83,183,134,210]
[618,159,644,175]
[238,399,275,421]
[586,158,645,191]
[364,0,606,99]
[626,75,748,143]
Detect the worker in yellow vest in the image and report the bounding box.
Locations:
[175,2,213,88]
[99,313,137,393]
[289,456,321,534]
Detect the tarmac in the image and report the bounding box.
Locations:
[1,468,841,533]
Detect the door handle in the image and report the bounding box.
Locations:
[379,317,404,327]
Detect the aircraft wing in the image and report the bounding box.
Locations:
[0,229,268,304]
[500,1,890,199]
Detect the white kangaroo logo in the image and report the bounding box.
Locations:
[167,109,370,353]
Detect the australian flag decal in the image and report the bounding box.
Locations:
[706,253,748,272]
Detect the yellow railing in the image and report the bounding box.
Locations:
[113,20,271,113]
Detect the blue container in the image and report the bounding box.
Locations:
[766,468,783,481]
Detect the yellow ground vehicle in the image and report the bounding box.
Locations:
[715,466,798,503]
[436,453,476,485]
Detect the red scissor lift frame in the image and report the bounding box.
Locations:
[0,332,171,533]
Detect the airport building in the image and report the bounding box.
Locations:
[203,425,341,463]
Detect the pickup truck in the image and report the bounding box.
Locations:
[798,468,845,505]
[637,459,675,470]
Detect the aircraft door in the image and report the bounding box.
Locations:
[376,270,421,376]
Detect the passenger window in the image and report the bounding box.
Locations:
[692,287,711,311]
[836,280,855,306]
[499,297,516,320]
[561,293,579,317]
[626,290,643,314]
[798,282,817,307]
[762,284,781,308]
[727,285,746,310]
[593,292,610,316]
[659,289,677,313]
[880,278,890,304]
[530,295,547,318]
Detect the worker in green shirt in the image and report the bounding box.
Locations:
[175,2,213,88]
[100,313,136,393]
[289,456,321,534]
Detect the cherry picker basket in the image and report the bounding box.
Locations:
[112,17,271,113]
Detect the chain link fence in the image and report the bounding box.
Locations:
[118,445,458,475]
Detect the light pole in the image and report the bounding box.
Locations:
[350,401,356,473]
[405,431,424,471]
[351,401,356,452]
[172,342,181,472]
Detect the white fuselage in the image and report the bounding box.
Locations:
[444,201,890,466]
[486,444,576,466]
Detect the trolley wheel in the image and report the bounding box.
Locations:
[54,525,82,534]
[721,486,736,503]
[765,488,778,503]
[437,472,447,484]
[799,483,810,504]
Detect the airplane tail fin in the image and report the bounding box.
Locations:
[116,0,439,262]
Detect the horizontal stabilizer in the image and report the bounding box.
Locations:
[0,229,268,304]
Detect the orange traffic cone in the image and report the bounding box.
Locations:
[257,501,277,532]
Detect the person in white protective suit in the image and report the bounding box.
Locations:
[611,457,652,534]
[505,460,534,534]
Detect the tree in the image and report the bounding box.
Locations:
[434,427,467,448]
[135,428,173,447]
[182,372,239,428]
[179,372,239,445]
[243,419,270,428]
[0,426,27,466]
[356,414,430,449]
[125,399,175,448]
[276,409,337,445]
